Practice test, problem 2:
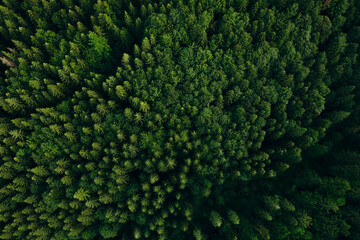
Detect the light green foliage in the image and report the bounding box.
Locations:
[210,211,223,227]
[74,188,91,201]
[86,31,111,68]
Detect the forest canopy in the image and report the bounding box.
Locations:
[0,0,360,239]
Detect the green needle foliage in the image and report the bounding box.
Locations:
[0,0,360,239]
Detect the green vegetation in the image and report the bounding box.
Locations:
[0,0,359,239]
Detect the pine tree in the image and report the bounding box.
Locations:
[74,188,91,201]
[210,211,223,227]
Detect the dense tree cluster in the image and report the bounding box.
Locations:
[0,0,359,239]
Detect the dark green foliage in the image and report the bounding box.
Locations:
[0,0,360,239]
